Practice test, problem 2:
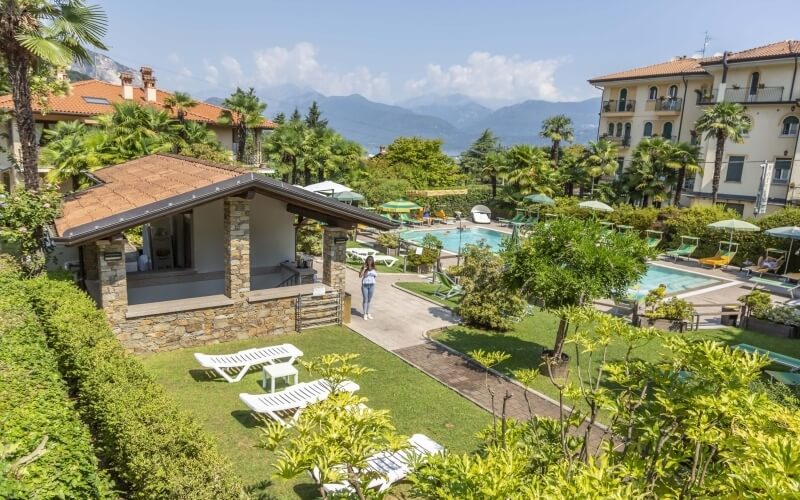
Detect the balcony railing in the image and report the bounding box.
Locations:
[602,100,636,113]
[603,135,631,148]
[697,94,716,105]
[646,97,682,112]
[723,86,785,103]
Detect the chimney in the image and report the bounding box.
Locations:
[140,66,157,102]
[120,72,134,100]
[378,145,387,155]
[55,68,68,82]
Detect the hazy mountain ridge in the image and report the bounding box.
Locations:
[70,50,140,85]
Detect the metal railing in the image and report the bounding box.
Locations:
[602,100,636,113]
[723,86,785,103]
[604,135,631,148]
[697,94,716,105]
[647,97,682,112]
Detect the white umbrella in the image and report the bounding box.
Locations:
[302,181,352,195]
[765,226,800,274]
[707,219,760,244]
[578,200,614,213]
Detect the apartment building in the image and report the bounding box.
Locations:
[0,67,275,193]
[589,40,800,216]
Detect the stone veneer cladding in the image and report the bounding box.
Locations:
[224,197,251,300]
[322,227,348,290]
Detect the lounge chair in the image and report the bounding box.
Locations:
[316,433,444,494]
[734,344,800,371]
[644,230,662,248]
[347,247,379,261]
[239,379,360,426]
[194,344,303,383]
[433,272,464,299]
[664,236,699,261]
[472,212,491,224]
[499,212,526,226]
[399,213,422,226]
[698,242,738,269]
[766,370,800,386]
[749,275,800,298]
[744,248,786,275]
[372,254,398,267]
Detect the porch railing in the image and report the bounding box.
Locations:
[647,98,682,112]
[724,86,785,103]
[602,100,636,113]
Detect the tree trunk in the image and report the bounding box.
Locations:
[552,316,569,360]
[304,165,312,185]
[564,182,573,196]
[7,50,39,190]
[711,133,725,206]
[318,166,325,183]
[551,140,560,168]
[290,157,298,185]
[673,166,686,206]
[642,194,650,207]
[490,175,497,198]
[236,124,247,162]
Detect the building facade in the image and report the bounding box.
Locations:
[589,40,800,216]
[0,67,275,193]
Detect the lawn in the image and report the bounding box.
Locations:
[141,326,490,499]
[346,239,409,274]
[395,281,461,310]
[432,311,800,411]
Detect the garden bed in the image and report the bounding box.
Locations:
[744,317,797,339]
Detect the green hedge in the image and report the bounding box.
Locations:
[408,185,491,216]
[25,277,245,499]
[0,269,112,499]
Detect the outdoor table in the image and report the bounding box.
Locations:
[262,363,299,392]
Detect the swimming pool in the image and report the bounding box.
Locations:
[629,265,721,300]
[401,227,510,253]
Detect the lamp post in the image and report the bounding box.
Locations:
[456,219,464,266]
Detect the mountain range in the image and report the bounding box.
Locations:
[72,52,600,156]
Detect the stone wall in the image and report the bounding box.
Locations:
[96,239,128,326]
[322,227,348,290]
[113,297,297,353]
[224,197,251,300]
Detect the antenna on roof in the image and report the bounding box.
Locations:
[698,31,712,57]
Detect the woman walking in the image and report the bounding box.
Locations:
[359,255,377,320]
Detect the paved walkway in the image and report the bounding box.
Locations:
[344,267,582,428]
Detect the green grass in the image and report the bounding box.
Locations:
[395,281,461,310]
[432,311,800,411]
[346,239,409,274]
[141,326,490,499]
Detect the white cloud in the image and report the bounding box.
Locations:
[220,55,243,81]
[406,52,566,101]
[167,52,181,65]
[177,67,192,78]
[243,42,390,100]
[203,59,219,85]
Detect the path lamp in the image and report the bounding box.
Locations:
[456,219,464,266]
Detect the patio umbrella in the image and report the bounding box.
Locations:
[578,200,614,212]
[333,191,364,203]
[707,219,761,244]
[380,200,422,213]
[765,226,800,274]
[303,180,352,195]
[523,193,555,205]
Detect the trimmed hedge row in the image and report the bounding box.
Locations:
[408,185,491,217]
[0,269,112,499]
[25,277,246,499]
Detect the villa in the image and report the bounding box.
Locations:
[0,67,276,192]
[590,40,800,215]
[50,153,396,353]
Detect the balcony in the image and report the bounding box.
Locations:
[602,100,636,113]
[645,98,682,113]
[723,86,785,103]
[603,135,631,148]
[697,93,716,105]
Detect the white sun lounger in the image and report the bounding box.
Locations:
[372,255,398,267]
[317,433,444,493]
[194,343,303,383]
[347,248,379,260]
[240,378,359,426]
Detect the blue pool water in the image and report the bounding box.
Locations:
[629,265,720,300]
[401,227,509,253]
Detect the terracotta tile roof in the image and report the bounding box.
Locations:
[0,79,275,129]
[55,154,244,236]
[702,40,800,64]
[589,57,713,84]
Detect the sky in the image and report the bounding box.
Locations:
[98,0,800,105]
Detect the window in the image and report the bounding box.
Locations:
[607,123,614,136]
[774,158,792,184]
[615,123,622,137]
[683,174,695,191]
[643,122,653,136]
[618,88,628,112]
[668,85,678,98]
[781,116,800,136]
[725,155,745,182]
[82,96,111,105]
[749,72,760,96]
[723,203,745,217]
[624,123,631,138]
[648,86,658,100]
[662,122,673,140]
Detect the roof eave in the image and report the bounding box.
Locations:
[54,173,397,246]
[588,71,710,85]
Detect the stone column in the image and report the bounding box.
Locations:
[322,227,348,291]
[82,243,99,282]
[224,196,251,301]
[96,238,128,324]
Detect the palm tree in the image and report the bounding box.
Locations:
[219,87,267,163]
[694,102,752,205]
[480,150,505,198]
[539,115,574,169]
[0,0,107,189]
[263,118,311,185]
[582,139,620,195]
[501,145,558,196]
[666,142,702,205]
[625,137,674,207]
[164,91,197,124]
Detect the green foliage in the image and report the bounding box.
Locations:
[24,277,245,499]
[738,290,773,318]
[0,269,112,499]
[762,305,800,327]
[219,87,267,163]
[407,233,442,268]
[661,204,739,259]
[375,231,400,249]
[408,185,491,217]
[300,352,374,392]
[460,129,501,178]
[646,297,695,321]
[0,186,61,275]
[296,221,322,256]
[605,203,660,231]
[370,137,462,189]
[450,242,527,331]
[500,144,558,196]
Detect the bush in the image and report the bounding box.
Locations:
[450,242,527,330]
[645,297,695,321]
[408,185,490,217]
[661,205,739,261]
[296,221,322,256]
[0,269,112,499]
[24,277,245,499]
[738,290,772,317]
[406,233,442,269]
[606,204,660,231]
[376,231,400,249]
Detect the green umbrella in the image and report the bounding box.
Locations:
[508,224,521,248]
[707,219,760,244]
[333,191,365,203]
[764,226,800,274]
[578,200,614,212]
[380,200,422,213]
[523,193,555,205]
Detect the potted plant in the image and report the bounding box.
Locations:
[740,291,799,338]
[406,234,442,273]
[639,286,693,332]
[375,231,400,256]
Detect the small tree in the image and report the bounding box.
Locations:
[0,186,61,275]
[503,217,650,364]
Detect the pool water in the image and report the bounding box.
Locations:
[629,265,720,300]
[401,227,509,253]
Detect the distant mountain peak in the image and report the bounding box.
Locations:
[70,50,139,85]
